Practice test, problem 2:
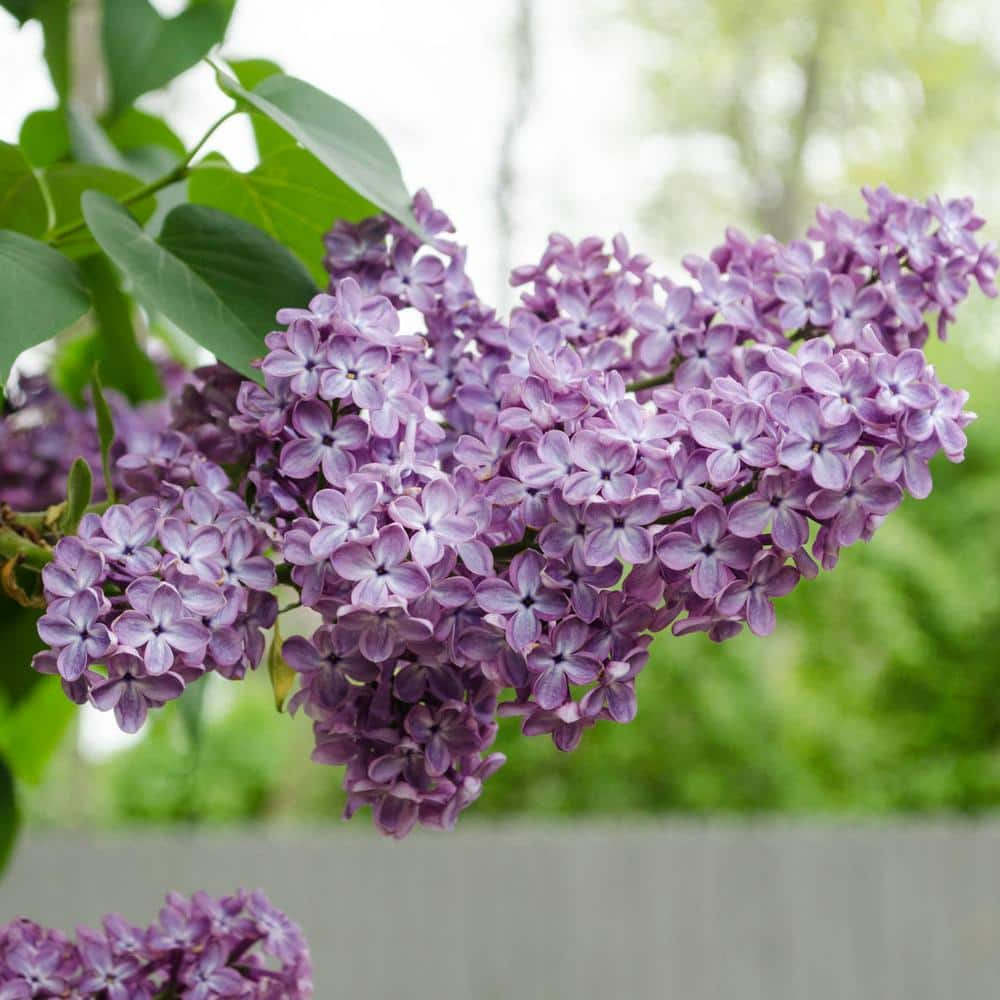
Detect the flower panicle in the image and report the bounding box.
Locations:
[6,183,994,837]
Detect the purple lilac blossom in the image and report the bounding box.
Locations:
[8,184,994,837]
[0,890,312,998]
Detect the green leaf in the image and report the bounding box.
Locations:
[103,0,235,116]
[104,109,186,182]
[0,231,90,390]
[20,107,185,176]
[189,148,378,283]
[81,192,316,381]
[90,363,117,503]
[1,0,70,97]
[18,108,70,167]
[0,677,75,786]
[66,105,132,172]
[44,163,153,257]
[0,141,49,236]
[215,67,419,232]
[59,457,92,534]
[104,108,186,159]
[79,255,162,403]
[0,600,45,711]
[177,674,207,749]
[267,619,295,712]
[0,0,33,21]
[35,0,70,99]
[229,59,287,159]
[0,755,18,876]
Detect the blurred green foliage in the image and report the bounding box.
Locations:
[628,0,1000,248]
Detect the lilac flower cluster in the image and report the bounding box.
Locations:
[0,889,312,998]
[0,373,174,510]
[16,183,996,837]
[33,453,277,731]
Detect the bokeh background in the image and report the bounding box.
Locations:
[2,0,1000,833]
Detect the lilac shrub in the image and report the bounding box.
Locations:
[19,184,997,836]
[0,889,312,998]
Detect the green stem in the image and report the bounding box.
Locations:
[654,478,758,528]
[46,108,240,246]
[12,500,110,532]
[0,526,53,568]
[626,357,682,394]
[625,321,826,394]
[626,371,673,393]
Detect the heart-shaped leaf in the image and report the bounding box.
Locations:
[81,255,162,403]
[1,0,71,98]
[189,148,378,283]
[35,0,70,98]
[0,601,45,711]
[105,108,186,159]
[18,108,70,167]
[66,105,133,172]
[0,141,49,236]
[0,679,76,787]
[0,230,90,391]
[215,67,419,232]
[103,0,235,115]
[82,192,316,381]
[0,1,32,20]
[52,256,163,407]
[44,163,153,256]
[229,59,287,159]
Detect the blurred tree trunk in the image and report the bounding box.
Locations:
[767,0,834,240]
[495,0,535,301]
[733,0,834,240]
[70,0,105,113]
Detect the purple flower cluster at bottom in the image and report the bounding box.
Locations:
[0,890,312,999]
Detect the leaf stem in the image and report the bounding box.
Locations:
[654,477,758,527]
[0,526,52,568]
[45,108,240,246]
[624,322,827,394]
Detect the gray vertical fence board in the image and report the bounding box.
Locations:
[1,822,999,999]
